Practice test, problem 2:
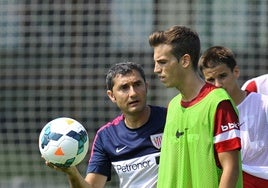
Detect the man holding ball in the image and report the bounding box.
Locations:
[44,62,167,188]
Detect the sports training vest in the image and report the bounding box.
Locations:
[157,88,242,188]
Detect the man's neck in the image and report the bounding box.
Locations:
[124,105,151,129]
[231,88,247,106]
[180,75,205,102]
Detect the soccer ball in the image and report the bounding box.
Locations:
[39,117,89,167]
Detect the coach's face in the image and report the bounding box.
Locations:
[107,70,148,115]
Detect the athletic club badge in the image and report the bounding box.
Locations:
[150,133,162,149]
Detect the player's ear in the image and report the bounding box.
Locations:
[107,90,116,103]
[233,65,240,78]
[181,54,191,68]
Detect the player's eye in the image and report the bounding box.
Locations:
[158,60,166,65]
[206,78,215,83]
[219,73,227,79]
[119,84,129,91]
[134,81,143,87]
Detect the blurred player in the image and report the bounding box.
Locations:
[199,46,268,188]
[241,74,268,95]
[44,62,167,188]
[149,25,242,188]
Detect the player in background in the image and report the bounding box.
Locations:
[149,25,242,188]
[199,46,268,188]
[241,74,268,95]
[44,62,167,188]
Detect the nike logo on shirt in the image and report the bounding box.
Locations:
[116,146,127,153]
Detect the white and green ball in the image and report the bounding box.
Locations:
[39,117,89,167]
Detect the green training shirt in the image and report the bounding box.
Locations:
[157,87,242,188]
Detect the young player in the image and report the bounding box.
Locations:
[241,74,268,95]
[149,25,242,188]
[44,62,167,188]
[199,46,268,188]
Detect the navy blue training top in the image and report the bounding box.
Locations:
[86,105,167,186]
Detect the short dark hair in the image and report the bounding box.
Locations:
[106,62,146,90]
[149,25,201,70]
[198,46,237,73]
